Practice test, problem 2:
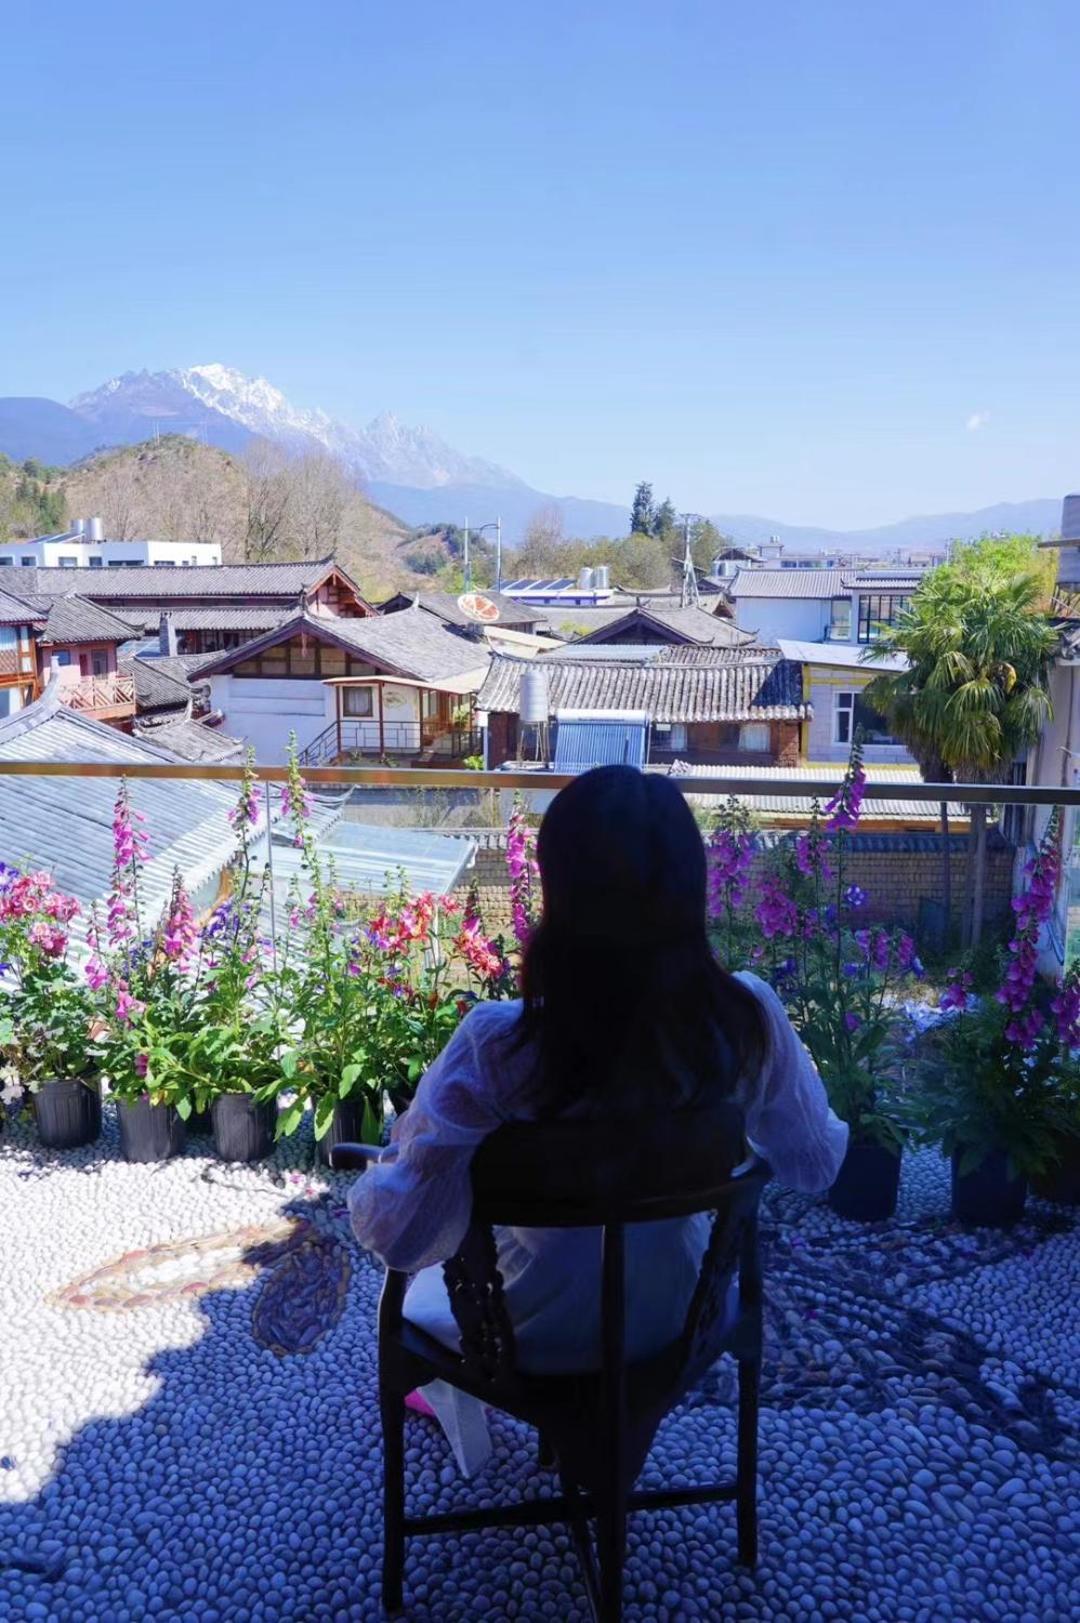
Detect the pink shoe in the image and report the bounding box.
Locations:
[405,1389,438,1418]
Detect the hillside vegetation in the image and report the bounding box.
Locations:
[2,437,436,599]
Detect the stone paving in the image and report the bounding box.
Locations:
[0,1113,1077,1621]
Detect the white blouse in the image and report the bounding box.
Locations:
[348,972,848,1273]
[348,974,848,1474]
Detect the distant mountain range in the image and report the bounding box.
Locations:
[0,365,1065,551]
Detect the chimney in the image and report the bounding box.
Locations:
[1054,494,1080,589]
[159,612,178,657]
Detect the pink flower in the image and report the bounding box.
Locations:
[84,957,110,990]
[708,828,755,914]
[114,986,145,1024]
[824,766,866,834]
[755,874,799,940]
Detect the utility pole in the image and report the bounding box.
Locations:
[463,518,471,591]
[680,514,700,608]
[495,515,502,592]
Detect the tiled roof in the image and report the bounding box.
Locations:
[726,569,849,599]
[9,557,357,601]
[664,762,964,822]
[197,606,491,684]
[157,606,290,632]
[120,654,194,713]
[839,572,924,591]
[477,651,809,723]
[132,716,246,763]
[40,595,143,646]
[571,602,752,646]
[0,587,45,626]
[380,591,546,627]
[0,684,240,942]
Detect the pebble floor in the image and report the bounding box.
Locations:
[0,1113,1077,1622]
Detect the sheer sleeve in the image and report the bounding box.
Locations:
[347,1003,519,1273]
[735,971,849,1192]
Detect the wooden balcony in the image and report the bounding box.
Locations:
[60,673,136,723]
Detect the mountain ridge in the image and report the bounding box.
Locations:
[0,365,1066,551]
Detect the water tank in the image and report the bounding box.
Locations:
[87,516,105,542]
[519,667,550,725]
[593,564,610,590]
[1061,495,1080,544]
[71,519,86,537]
[577,566,594,590]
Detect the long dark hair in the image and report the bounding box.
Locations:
[516,765,766,1117]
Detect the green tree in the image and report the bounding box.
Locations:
[652,497,678,541]
[866,561,1057,946]
[630,481,654,535]
[689,518,727,571]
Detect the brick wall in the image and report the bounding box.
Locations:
[454,829,1015,935]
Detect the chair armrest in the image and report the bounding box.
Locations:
[328,1141,385,1171]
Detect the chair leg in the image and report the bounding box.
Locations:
[380,1385,406,1615]
[736,1355,760,1568]
[596,1489,627,1623]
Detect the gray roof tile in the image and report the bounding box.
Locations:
[478,651,809,723]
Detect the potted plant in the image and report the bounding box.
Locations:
[919,814,1068,1224]
[714,742,923,1220]
[270,749,511,1163]
[0,863,101,1149]
[85,787,202,1163]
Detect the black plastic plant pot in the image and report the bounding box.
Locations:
[211,1093,277,1163]
[827,1139,902,1221]
[1031,1132,1080,1205]
[116,1097,186,1164]
[316,1096,370,1166]
[951,1147,1028,1226]
[34,1078,102,1150]
[185,1103,213,1136]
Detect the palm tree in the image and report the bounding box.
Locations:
[866,565,1057,946]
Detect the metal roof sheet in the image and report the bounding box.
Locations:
[0,687,240,943]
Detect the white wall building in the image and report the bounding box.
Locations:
[777,640,915,767]
[727,567,924,649]
[0,519,222,571]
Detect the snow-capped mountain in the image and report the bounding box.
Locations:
[68,365,523,491]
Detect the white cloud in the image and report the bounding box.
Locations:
[965,410,991,432]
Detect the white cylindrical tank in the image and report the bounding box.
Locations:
[71,519,86,537]
[519,667,550,725]
[87,516,105,541]
[577,566,594,590]
[593,564,610,590]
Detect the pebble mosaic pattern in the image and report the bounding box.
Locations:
[0,1116,1077,1621]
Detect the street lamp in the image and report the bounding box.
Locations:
[462,516,503,592]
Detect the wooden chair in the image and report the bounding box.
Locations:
[333,1103,769,1622]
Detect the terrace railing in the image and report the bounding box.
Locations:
[61,673,136,718]
[4,761,1080,963]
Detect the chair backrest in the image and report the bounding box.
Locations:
[439,1104,769,1395]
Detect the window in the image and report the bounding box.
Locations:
[91,651,108,677]
[88,556,103,568]
[0,559,12,567]
[59,557,78,568]
[835,689,896,746]
[829,599,852,640]
[857,593,910,644]
[739,723,770,752]
[20,557,34,567]
[343,686,374,717]
[55,650,72,667]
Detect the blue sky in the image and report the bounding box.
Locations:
[5,0,1080,527]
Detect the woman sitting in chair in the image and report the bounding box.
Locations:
[349,765,847,1473]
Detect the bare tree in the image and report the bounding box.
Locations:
[242,440,293,561]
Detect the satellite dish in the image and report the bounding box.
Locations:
[457,592,500,624]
